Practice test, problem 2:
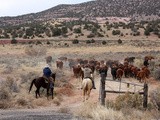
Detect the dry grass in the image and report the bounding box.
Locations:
[31,98,49,107]
[0,88,11,101]
[5,76,20,93]
[153,68,160,80]
[74,102,155,120]
[150,85,160,110]
[24,45,47,56]
[19,71,39,84]
[56,87,74,96]
[2,65,13,74]
[48,45,160,55]
[0,101,10,109]
[52,97,61,106]
[58,107,70,113]
[74,102,125,120]
[121,108,153,120]
[114,93,143,110]
[16,98,29,107]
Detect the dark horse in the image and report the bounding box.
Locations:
[29,73,56,99]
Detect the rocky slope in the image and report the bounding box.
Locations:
[0,0,160,27]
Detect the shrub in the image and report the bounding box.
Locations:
[20,72,38,84]
[74,102,125,120]
[5,77,19,93]
[25,46,47,56]
[64,43,69,47]
[58,107,70,113]
[52,28,62,36]
[150,85,160,110]
[86,40,91,44]
[0,88,11,100]
[2,65,13,74]
[118,39,122,44]
[144,29,150,36]
[46,41,51,44]
[11,38,17,44]
[120,33,124,36]
[102,41,107,45]
[63,34,68,38]
[53,97,61,106]
[75,35,78,38]
[45,56,52,63]
[112,30,121,35]
[114,93,143,110]
[97,32,104,37]
[27,41,32,44]
[90,39,95,43]
[81,33,84,36]
[72,39,79,44]
[153,68,160,80]
[73,28,81,33]
[87,33,95,38]
[36,40,42,45]
[0,101,9,109]
[16,98,28,106]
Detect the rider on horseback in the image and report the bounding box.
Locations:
[82,64,96,89]
[43,56,54,88]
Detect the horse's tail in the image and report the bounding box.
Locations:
[29,79,36,93]
[82,79,89,90]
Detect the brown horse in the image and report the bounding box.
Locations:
[29,73,56,99]
[81,77,93,102]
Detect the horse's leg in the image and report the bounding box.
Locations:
[47,88,49,100]
[35,88,40,98]
[86,90,91,100]
[83,90,85,102]
[51,88,54,99]
[35,90,38,98]
[38,90,40,97]
[120,77,122,81]
[35,88,38,98]
[46,82,51,100]
[144,77,147,84]
[35,89,39,98]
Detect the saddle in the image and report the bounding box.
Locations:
[83,77,92,81]
[43,76,54,89]
[43,76,49,83]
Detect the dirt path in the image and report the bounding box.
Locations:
[0,108,79,120]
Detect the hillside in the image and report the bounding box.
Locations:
[0,19,160,41]
[0,0,160,27]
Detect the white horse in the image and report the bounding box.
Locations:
[81,77,93,101]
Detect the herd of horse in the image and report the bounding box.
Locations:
[29,55,155,101]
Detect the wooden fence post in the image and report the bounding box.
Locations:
[143,83,148,108]
[100,73,106,106]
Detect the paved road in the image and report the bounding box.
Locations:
[0,109,83,120]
